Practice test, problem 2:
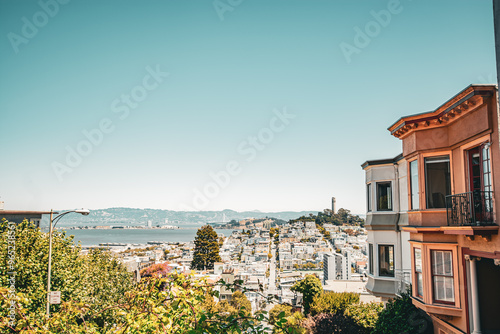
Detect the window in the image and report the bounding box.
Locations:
[369,243,374,275]
[425,156,451,209]
[367,183,372,212]
[410,160,419,210]
[377,182,392,211]
[414,248,423,298]
[378,245,394,277]
[431,250,454,304]
[482,145,492,193]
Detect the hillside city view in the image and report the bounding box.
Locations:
[2,1,500,334]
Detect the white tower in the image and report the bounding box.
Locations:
[332,197,336,214]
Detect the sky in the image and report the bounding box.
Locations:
[0,0,496,214]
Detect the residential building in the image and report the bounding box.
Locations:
[361,154,412,300]
[0,203,52,228]
[381,85,500,333]
[323,251,351,282]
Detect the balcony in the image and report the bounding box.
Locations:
[446,191,495,226]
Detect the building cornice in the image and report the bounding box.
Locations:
[388,85,496,139]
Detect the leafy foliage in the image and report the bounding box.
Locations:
[291,275,322,315]
[140,262,172,278]
[269,304,293,325]
[315,208,365,226]
[191,225,222,270]
[372,290,433,334]
[310,291,360,316]
[302,313,368,334]
[344,302,383,330]
[0,219,132,330]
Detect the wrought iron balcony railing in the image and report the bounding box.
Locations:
[446,191,495,226]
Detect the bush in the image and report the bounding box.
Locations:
[373,290,433,334]
[303,313,368,334]
[310,291,360,316]
[140,262,172,278]
[269,304,293,325]
[344,302,383,330]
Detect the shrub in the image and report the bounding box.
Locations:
[310,291,360,316]
[303,313,368,334]
[373,290,433,334]
[344,302,383,330]
[269,304,293,325]
[140,262,172,278]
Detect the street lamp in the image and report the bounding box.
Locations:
[46,209,90,317]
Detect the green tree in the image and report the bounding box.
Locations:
[373,290,433,334]
[191,225,222,270]
[344,302,383,331]
[0,219,132,330]
[230,290,252,316]
[269,304,292,324]
[291,275,322,315]
[310,291,360,316]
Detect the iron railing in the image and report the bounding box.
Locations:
[446,191,495,226]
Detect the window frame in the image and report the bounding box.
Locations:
[367,183,372,212]
[368,243,374,275]
[378,244,394,278]
[376,181,393,212]
[431,249,455,305]
[409,159,419,210]
[424,155,451,209]
[414,247,423,299]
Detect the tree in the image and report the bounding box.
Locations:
[230,290,252,316]
[191,225,221,270]
[291,275,322,315]
[310,292,360,316]
[373,290,433,334]
[303,313,367,334]
[344,302,383,331]
[0,219,132,330]
[140,262,172,278]
[269,304,292,324]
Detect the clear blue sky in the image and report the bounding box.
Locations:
[0,0,496,214]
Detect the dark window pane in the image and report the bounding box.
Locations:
[378,245,394,277]
[377,182,392,211]
[425,156,451,209]
[369,244,373,275]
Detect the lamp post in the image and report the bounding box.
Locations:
[46,209,90,317]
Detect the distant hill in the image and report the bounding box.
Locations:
[45,207,318,226]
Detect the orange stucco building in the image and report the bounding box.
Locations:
[387,85,500,334]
